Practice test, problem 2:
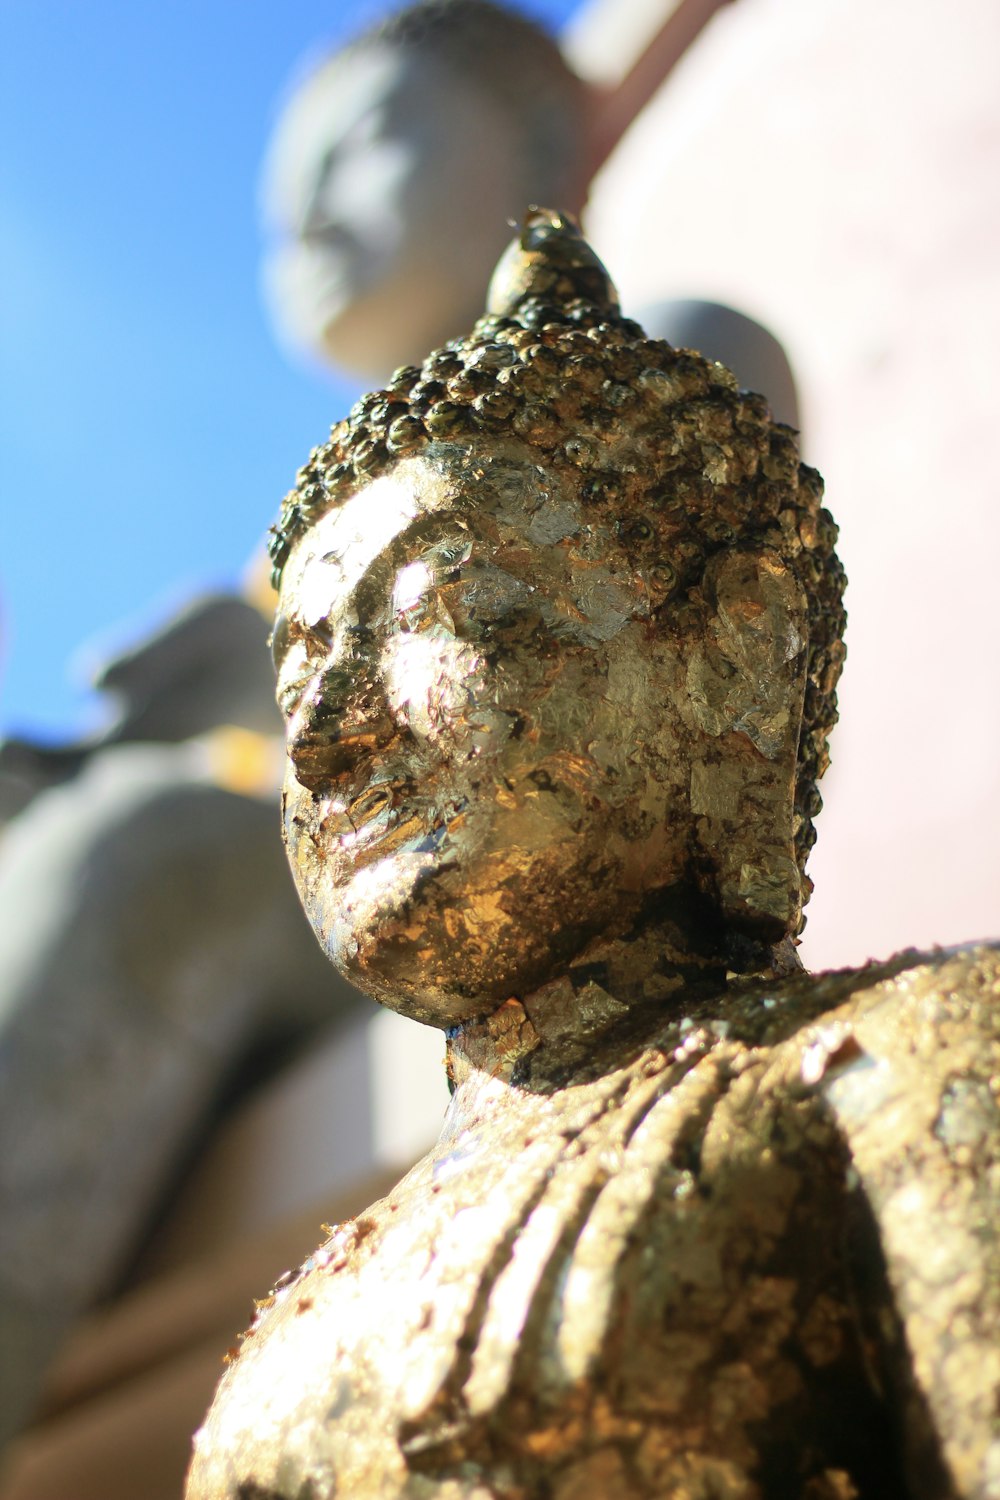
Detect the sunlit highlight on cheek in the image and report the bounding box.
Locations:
[392,560,433,615]
[383,632,483,741]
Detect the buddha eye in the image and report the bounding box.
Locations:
[274,636,314,718]
[618,517,655,546]
[271,610,334,678]
[270,612,292,672]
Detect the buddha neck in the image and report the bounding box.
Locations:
[444,892,801,1095]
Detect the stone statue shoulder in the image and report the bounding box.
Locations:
[187,942,1000,1500]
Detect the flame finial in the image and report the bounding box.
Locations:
[486,208,620,320]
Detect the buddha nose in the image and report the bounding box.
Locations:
[287,662,397,792]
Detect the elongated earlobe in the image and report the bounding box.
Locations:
[685,550,809,939]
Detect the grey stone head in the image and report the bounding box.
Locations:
[261,0,589,379]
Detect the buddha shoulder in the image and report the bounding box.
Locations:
[794,940,1000,1500]
[787,939,1000,1131]
[186,944,999,1500]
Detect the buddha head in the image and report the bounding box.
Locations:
[270,212,846,1027]
[260,0,588,380]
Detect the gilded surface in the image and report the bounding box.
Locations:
[186,215,999,1499]
[189,947,1000,1500]
[269,212,842,1025]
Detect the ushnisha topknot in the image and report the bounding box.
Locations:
[269,209,846,917]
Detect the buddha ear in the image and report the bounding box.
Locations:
[684,549,809,940]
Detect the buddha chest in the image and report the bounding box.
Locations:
[188,994,901,1500]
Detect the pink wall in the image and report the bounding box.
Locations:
[587,0,1000,968]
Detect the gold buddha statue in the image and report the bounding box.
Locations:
[186,212,999,1500]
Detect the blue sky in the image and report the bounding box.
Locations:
[1,0,583,741]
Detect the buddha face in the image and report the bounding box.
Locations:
[274,442,695,1025]
[261,44,527,379]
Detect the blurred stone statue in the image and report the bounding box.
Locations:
[187,215,999,1499]
[262,0,588,379]
[261,0,799,427]
[0,594,277,825]
[0,594,361,1449]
